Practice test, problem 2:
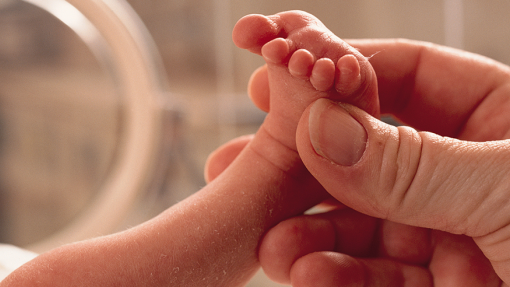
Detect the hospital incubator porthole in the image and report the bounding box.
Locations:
[0,0,167,253]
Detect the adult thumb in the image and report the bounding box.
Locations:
[296,98,510,239]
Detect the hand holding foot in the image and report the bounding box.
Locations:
[214,39,510,286]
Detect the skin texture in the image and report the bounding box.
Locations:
[0,11,377,287]
[206,37,510,286]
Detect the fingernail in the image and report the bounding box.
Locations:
[309,99,367,166]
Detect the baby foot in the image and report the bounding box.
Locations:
[233,10,379,150]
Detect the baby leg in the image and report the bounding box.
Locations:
[1,11,379,287]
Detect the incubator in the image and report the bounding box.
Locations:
[0,0,170,276]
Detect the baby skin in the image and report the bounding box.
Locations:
[1,10,378,287]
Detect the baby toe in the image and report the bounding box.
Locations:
[261,38,291,64]
[335,54,361,95]
[310,58,336,92]
[288,49,316,79]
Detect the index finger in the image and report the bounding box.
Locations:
[348,39,510,140]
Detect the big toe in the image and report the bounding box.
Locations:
[233,11,326,55]
[232,14,281,54]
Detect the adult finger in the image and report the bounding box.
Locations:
[248,64,270,113]
[204,134,253,183]
[290,252,432,287]
[347,39,510,140]
[259,208,377,284]
[429,231,500,286]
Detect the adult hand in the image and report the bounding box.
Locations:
[206,39,510,286]
[271,39,510,286]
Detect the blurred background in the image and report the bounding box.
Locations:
[0,0,509,285]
